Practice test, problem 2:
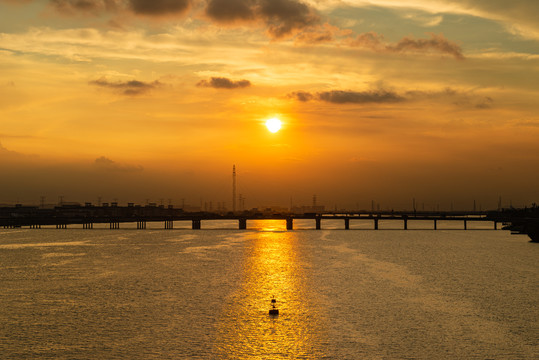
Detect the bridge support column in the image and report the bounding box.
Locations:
[56,224,67,229]
[286,218,293,230]
[137,221,146,229]
[434,219,437,230]
[464,220,467,230]
[344,218,350,230]
[165,220,174,229]
[110,222,119,229]
[192,219,201,230]
[403,217,408,230]
[238,218,247,230]
[83,223,93,229]
[374,218,379,230]
[315,218,321,230]
[494,221,497,230]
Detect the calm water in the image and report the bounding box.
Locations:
[0,220,537,359]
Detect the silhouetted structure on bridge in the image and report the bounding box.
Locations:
[1,203,537,242]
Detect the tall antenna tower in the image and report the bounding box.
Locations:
[232,165,236,212]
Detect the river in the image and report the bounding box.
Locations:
[0,220,537,359]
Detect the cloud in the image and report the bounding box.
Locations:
[289,87,495,109]
[205,0,255,22]
[294,22,353,44]
[94,156,143,172]
[289,90,314,102]
[289,89,404,104]
[475,96,494,109]
[205,0,320,38]
[0,142,38,160]
[129,0,190,16]
[0,0,33,4]
[347,32,464,59]
[49,0,122,14]
[196,77,251,89]
[48,0,190,16]
[388,33,464,60]
[89,77,160,95]
[405,88,495,109]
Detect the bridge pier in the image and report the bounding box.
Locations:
[494,221,497,230]
[403,216,408,230]
[110,222,119,229]
[30,224,41,229]
[464,220,467,230]
[434,219,437,230]
[238,218,247,230]
[286,218,293,230]
[374,218,379,230]
[344,218,350,230]
[165,220,174,229]
[192,219,201,230]
[83,223,93,229]
[56,224,67,229]
[137,221,146,229]
[315,218,321,230]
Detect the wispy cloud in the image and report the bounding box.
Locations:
[94,156,143,172]
[346,32,464,60]
[289,87,495,109]
[289,89,404,104]
[89,77,160,95]
[48,0,190,16]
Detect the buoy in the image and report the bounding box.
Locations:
[269,296,279,315]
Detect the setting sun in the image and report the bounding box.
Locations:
[265,118,282,133]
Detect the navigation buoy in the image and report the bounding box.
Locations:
[269,296,279,315]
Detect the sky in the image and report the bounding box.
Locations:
[1,0,538,210]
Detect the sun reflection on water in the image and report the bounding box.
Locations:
[214,222,325,358]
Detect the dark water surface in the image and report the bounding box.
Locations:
[0,222,537,359]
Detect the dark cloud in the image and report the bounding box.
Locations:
[94,156,143,172]
[205,0,320,38]
[259,0,319,38]
[205,0,255,22]
[348,32,464,60]
[289,90,314,102]
[289,90,404,104]
[89,78,160,95]
[197,77,251,89]
[128,0,190,16]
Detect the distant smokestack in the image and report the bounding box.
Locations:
[232,165,236,213]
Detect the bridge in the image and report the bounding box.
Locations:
[1,203,537,242]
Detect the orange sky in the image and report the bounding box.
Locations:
[1,0,538,210]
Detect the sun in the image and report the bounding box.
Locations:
[265,118,282,133]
